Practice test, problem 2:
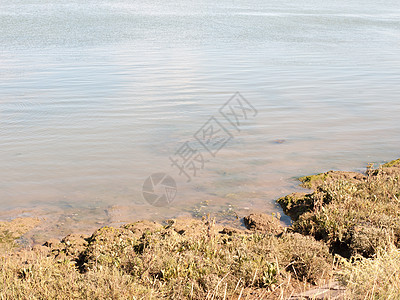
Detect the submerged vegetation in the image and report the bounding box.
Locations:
[1,158,400,299]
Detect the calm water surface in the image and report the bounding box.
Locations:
[1,0,400,240]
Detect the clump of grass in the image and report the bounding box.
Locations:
[338,245,400,299]
[0,230,15,247]
[277,193,314,221]
[276,233,333,284]
[383,158,400,168]
[278,160,400,258]
[0,253,151,299]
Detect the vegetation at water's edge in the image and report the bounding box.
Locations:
[1,158,400,299]
[1,216,333,299]
[278,158,400,298]
[278,159,400,259]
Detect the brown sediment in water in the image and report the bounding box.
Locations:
[1,158,400,299]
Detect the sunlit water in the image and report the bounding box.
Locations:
[1,0,400,241]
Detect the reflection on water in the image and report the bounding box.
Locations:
[0,0,400,241]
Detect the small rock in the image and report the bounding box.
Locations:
[123,220,163,238]
[219,226,243,236]
[243,213,283,234]
[61,234,89,258]
[43,238,61,248]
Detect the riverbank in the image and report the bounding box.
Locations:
[1,158,400,299]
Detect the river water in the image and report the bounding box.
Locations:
[1,0,399,240]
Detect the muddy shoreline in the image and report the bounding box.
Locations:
[1,158,400,299]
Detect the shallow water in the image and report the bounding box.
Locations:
[1,0,400,239]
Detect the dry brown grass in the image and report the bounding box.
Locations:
[0,217,333,299]
[338,245,400,299]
